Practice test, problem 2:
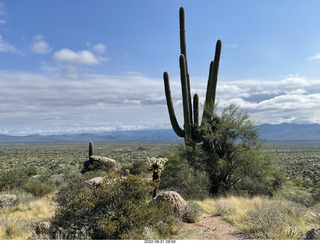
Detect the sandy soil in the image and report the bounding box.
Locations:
[180,212,253,240]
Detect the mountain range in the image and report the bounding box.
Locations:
[2,123,320,143]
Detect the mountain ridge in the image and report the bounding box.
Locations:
[2,123,320,143]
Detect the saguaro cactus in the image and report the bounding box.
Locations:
[89,141,94,161]
[163,7,222,146]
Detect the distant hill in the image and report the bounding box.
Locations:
[2,123,320,143]
[258,123,320,141]
[0,129,181,144]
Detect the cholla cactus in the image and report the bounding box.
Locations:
[147,157,168,172]
[147,157,168,198]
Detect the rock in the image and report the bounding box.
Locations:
[0,194,18,208]
[82,155,118,173]
[154,191,188,219]
[90,155,116,164]
[298,228,320,240]
[80,177,104,189]
[35,221,65,239]
[51,174,64,182]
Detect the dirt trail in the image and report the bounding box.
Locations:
[180,212,252,240]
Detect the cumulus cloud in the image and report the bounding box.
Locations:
[2,71,320,135]
[0,72,172,134]
[52,47,110,79]
[30,35,52,54]
[53,49,100,65]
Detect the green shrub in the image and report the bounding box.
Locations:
[0,168,29,191]
[183,201,204,223]
[160,144,210,200]
[214,200,236,216]
[23,179,55,197]
[54,173,177,240]
[54,174,86,207]
[25,166,38,177]
[121,160,147,175]
[267,197,309,218]
[244,207,301,239]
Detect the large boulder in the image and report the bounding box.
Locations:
[0,194,18,208]
[154,191,188,219]
[80,177,104,189]
[82,155,118,173]
[298,228,320,240]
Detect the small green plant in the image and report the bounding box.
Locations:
[214,200,236,217]
[183,201,203,223]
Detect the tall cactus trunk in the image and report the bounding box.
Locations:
[180,54,192,146]
[89,141,94,162]
[179,7,193,127]
[163,6,222,147]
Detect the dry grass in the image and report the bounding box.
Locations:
[0,193,57,240]
[196,195,320,240]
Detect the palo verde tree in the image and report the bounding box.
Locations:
[163,7,221,147]
[161,105,283,197]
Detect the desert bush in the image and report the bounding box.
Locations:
[214,200,236,217]
[285,192,315,207]
[161,106,283,199]
[0,168,29,192]
[24,166,38,177]
[121,160,147,175]
[244,207,301,239]
[54,173,177,240]
[23,179,55,198]
[160,144,210,200]
[267,197,309,218]
[183,201,203,223]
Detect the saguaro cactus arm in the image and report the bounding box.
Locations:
[163,72,185,137]
[193,93,199,127]
[179,7,193,126]
[202,39,222,126]
[180,54,192,143]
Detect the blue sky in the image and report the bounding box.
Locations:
[1,0,320,135]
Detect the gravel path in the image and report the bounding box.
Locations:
[180,213,252,240]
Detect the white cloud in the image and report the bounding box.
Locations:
[225,43,238,48]
[0,2,7,25]
[93,43,106,54]
[2,70,320,135]
[0,72,171,135]
[307,52,320,61]
[0,35,22,54]
[53,48,100,65]
[31,35,52,54]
